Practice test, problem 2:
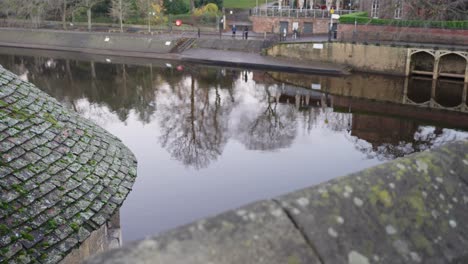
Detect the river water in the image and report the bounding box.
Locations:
[1,48,467,242]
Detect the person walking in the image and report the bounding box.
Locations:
[283,28,287,41]
[232,24,237,38]
[244,26,248,40]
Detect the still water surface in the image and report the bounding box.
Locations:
[1,48,467,242]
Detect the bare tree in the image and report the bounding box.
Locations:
[109,0,134,32]
[404,0,468,20]
[20,0,52,28]
[73,0,104,31]
[0,0,21,25]
[135,0,162,32]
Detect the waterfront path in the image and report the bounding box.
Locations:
[86,140,468,264]
[0,28,349,76]
[181,48,348,75]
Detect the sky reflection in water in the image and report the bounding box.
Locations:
[0,51,467,242]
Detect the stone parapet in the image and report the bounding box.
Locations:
[85,140,468,264]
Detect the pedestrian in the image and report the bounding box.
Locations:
[283,28,287,41]
[232,24,236,38]
[244,26,248,40]
[293,28,297,39]
[198,27,200,38]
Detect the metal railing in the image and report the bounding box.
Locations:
[250,8,357,18]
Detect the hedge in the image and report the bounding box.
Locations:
[339,12,468,29]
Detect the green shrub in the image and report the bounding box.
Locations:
[164,0,189,15]
[339,13,468,29]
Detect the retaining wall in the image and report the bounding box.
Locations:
[268,42,409,75]
[0,28,178,56]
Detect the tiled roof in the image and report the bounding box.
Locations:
[0,65,137,264]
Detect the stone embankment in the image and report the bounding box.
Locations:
[0,28,348,75]
[86,140,468,264]
[0,65,138,263]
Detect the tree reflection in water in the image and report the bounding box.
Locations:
[157,70,234,169]
[0,52,467,169]
[235,85,297,151]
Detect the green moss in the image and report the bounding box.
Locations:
[39,241,50,249]
[46,219,58,230]
[0,201,9,210]
[44,113,58,126]
[331,184,343,194]
[11,184,27,195]
[70,222,80,232]
[321,191,330,199]
[288,255,300,264]
[0,224,9,236]
[21,232,34,241]
[10,234,18,242]
[411,232,434,255]
[406,192,428,227]
[370,185,393,207]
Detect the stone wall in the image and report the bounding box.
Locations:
[85,140,468,264]
[60,211,121,264]
[0,28,178,57]
[339,24,468,46]
[250,16,329,34]
[267,42,409,75]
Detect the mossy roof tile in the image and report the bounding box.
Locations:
[0,65,137,263]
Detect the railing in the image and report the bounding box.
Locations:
[250,8,357,18]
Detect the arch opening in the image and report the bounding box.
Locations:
[434,79,464,107]
[410,52,435,77]
[407,77,432,104]
[438,53,467,80]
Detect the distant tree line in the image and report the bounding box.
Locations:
[0,0,224,31]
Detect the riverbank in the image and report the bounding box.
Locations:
[85,140,468,264]
[0,28,349,76]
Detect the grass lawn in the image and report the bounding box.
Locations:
[182,0,258,9]
[224,0,258,9]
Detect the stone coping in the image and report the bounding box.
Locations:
[86,140,468,264]
[0,65,137,263]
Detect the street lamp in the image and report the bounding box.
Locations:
[148,11,155,32]
[328,8,334,42]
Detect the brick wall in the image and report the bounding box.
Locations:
[250,16,330,34]
[338,24,468,45]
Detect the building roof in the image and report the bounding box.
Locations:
[0,65,137,263]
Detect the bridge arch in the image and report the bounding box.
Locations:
[437,52,467,80]
[410,51,435,75]
[434,79,465,108]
